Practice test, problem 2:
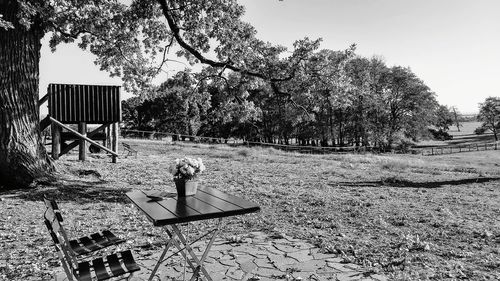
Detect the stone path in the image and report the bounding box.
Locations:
[55,232,386,281]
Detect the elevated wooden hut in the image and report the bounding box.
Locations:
[40,83,121,162]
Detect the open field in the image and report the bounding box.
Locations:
[1,140,499,280]
[417,121,496,150]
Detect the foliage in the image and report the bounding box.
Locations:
[122,54,443,151]
[1,0,456,188]
[428,128,453,141]
[434,105,454,131]
[474,126,487,135]
[477,97,500,141]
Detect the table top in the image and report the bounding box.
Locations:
[126,187,261,226]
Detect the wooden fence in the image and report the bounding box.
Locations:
[120,129,377,155]
[123,129,500,156]
[420,142,498,156]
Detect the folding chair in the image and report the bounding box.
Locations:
[121,143,137,158]
[43,198,140,280]
[43,197,125,256]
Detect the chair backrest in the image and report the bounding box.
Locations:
[43,197,78,280]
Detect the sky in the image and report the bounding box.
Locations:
[39,0,500,114]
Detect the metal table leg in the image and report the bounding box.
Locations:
[170,219,222,281]
[148,239,173,281]
[147,219,223,281]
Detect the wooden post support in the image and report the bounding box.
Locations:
[59,123,109,157]
[49,117,118,156]
[51,122,61,160]
[103,125,107,147]
[106,124,111,148]
[78,122,87,161]
[111,122,118,163]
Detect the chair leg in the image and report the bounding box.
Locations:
[126,272,135,281]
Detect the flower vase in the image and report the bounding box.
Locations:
[174,178,198,197]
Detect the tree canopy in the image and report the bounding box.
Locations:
[123,52,444,150]
[1,0,449,188]
[477,97,500,141]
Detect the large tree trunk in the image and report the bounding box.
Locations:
[0,1,55,189]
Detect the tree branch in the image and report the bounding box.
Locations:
[157,0,296,84]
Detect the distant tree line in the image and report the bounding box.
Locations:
[122,48,455,150]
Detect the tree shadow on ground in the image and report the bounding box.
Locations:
[338,177,500,189]
[2,179,132,204]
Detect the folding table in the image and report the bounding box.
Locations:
[126,186,260,281]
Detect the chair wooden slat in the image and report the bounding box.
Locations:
[102,230,123,244]
[90,232,106,246]
[121,250,140,272]
[79,236,102,252]
[69,239,91,255]
[107,253,126,277]
[76,261,92,281]
[92,258,112,281]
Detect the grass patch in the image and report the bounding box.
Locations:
[237,148,253,157]
[380,159,410,171]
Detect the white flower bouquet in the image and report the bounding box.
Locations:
[168,157,206,180]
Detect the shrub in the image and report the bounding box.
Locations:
[474,126,487,135]
[395,139,416,153]
[428,128,453,140]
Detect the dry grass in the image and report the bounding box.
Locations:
[419,121,496,148]
[1,139,499,280]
